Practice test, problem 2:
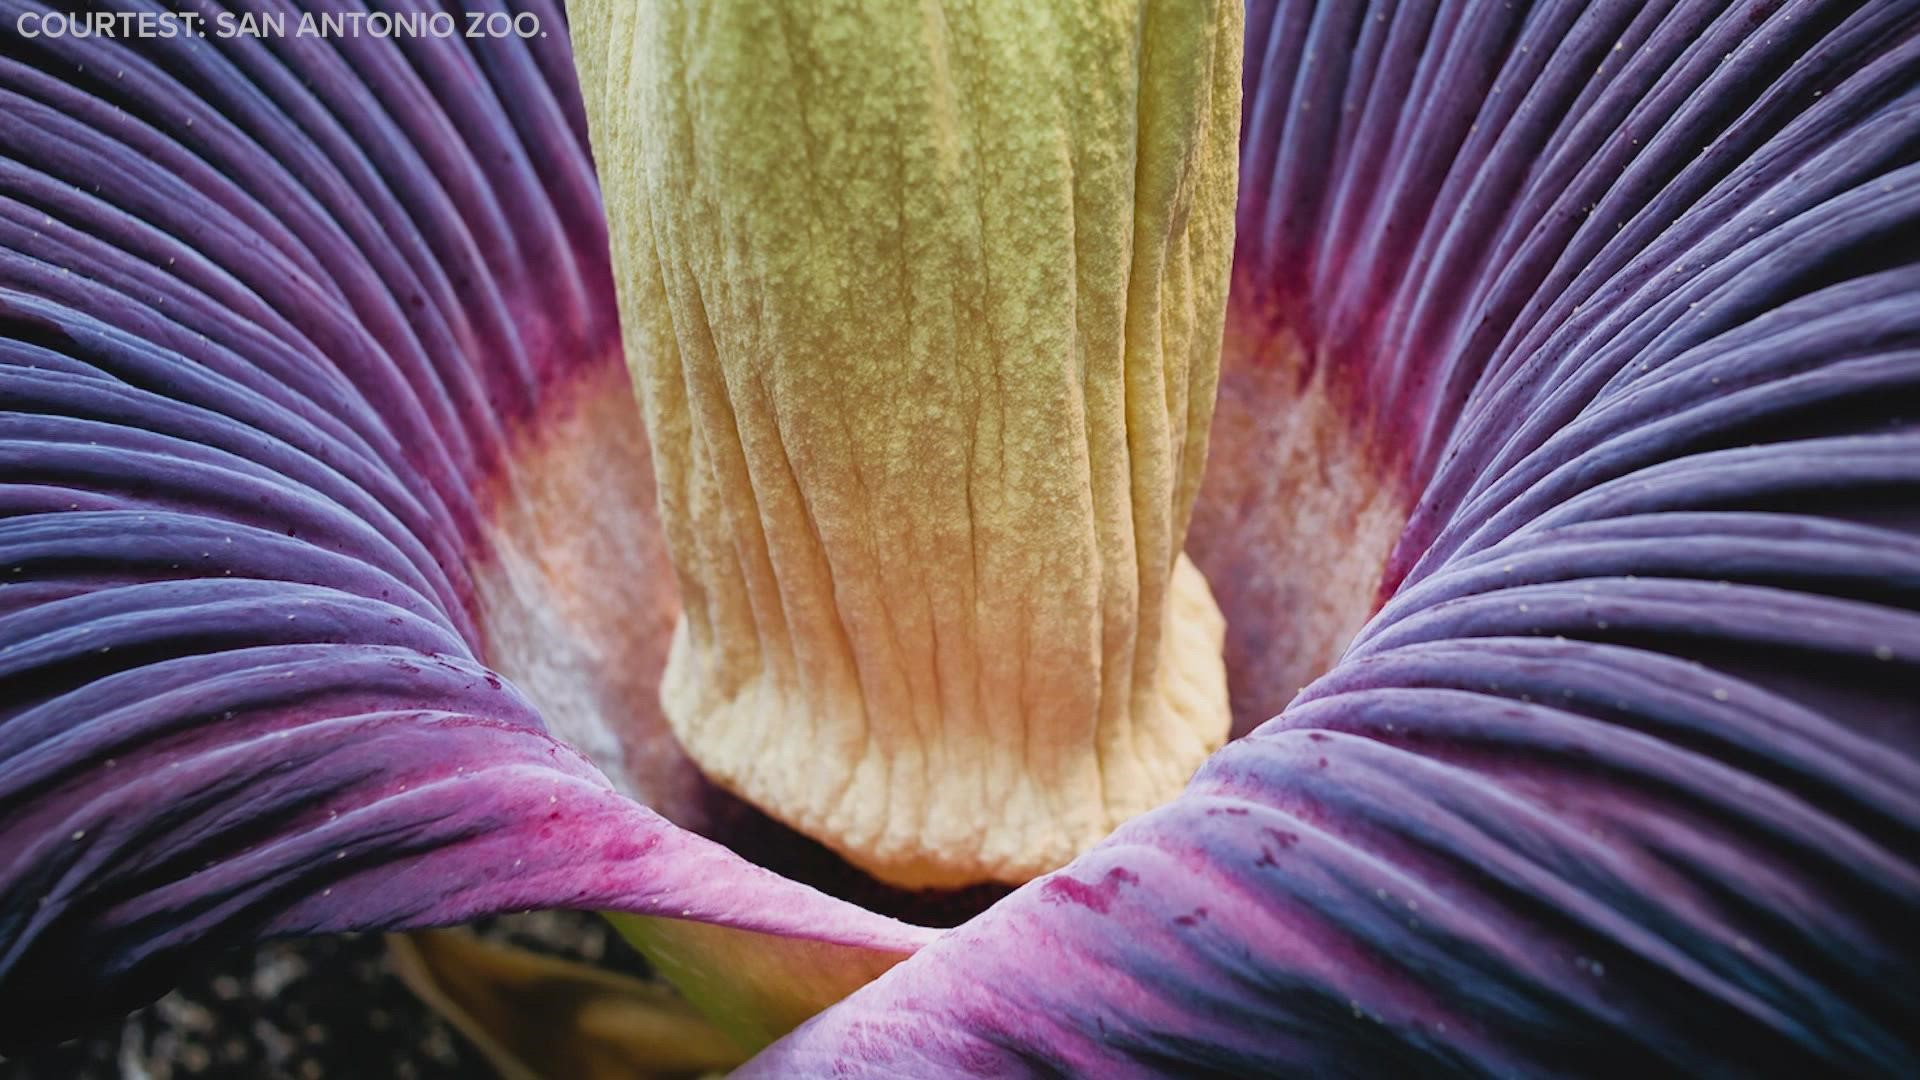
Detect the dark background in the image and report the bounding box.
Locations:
[0,912,639,1080]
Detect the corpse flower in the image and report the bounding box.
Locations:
[1,0,1917,1074]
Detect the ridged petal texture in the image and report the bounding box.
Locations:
[747,0,1920,1074]
[4,0,1918,1074]
[0,0,926,1051]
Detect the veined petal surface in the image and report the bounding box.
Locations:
[0,0,926,1049]
[749,1,1920,1074]
[6,0,1917,1073]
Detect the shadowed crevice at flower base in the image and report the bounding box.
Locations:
[1,0,1917,1076]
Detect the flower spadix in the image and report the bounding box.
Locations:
[573,0,1242,887]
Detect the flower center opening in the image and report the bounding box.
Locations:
[575,0,1244,888]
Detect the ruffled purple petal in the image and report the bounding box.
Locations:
[0,0,925,1049]
[751,1,1920,1074]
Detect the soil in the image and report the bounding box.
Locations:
[0,912,644,1080]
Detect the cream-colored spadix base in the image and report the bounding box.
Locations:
[661,553,1229,888]
[572,0,1242,888]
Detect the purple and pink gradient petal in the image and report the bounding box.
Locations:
[747,1,1920,1074]
[0,0,925,1050]
[2,0,1916,1074]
